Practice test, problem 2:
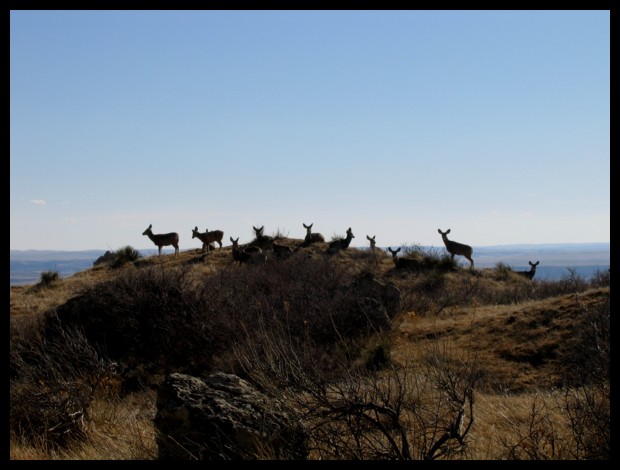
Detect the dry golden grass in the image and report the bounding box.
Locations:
[9,239,609,460]
[469,391,573,459]
[391,287,608,392]
[10,390,158,460]
[383,284,608,459]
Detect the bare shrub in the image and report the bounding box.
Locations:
[556,297,610,459]
[237,326,482,460]
[589,268,610,288]
[562,382,610,459]
[10,316,118,449]
[558,295,610,387]
[533,268,589,299]
[493,262,513,280]
[48,264,215,390]
[498,398,566,459]
[43,253,394,391]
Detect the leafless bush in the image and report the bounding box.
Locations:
[237,323,482,460]
[558,293,609,387]
[497,381,609,461]
[10,316,118,449]
[41,254,393,390]
[399,272,481,317]
[556,297,610,459]
[589,268,610,288]
[498,398,566,459]
[532,268,590,299]
[561,382,610,459]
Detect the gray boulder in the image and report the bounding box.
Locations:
[93,250,115,266]
[154,372,309,460]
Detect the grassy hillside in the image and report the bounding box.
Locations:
[9,236,610,460]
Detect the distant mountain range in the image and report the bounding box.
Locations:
[10,243,610,286]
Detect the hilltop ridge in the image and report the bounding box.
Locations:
[10,241,610,287]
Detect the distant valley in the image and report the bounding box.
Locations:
[10,243,610,286]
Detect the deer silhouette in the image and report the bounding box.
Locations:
[438,229,474,268]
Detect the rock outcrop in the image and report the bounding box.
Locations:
[93,250,115,266]
[154,372,309,460]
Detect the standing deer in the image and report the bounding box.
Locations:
[517,261,540,280]
[366,235,377,250]
[438,228,474,268]
[327,227,355,254]
[142,224,179,257]
[302,223,325,246]
[230,237,266,265]
[387,247,422,271]
[192,227,224,253]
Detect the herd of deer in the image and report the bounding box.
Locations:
[142,223,540,279]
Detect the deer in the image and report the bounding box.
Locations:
[387,247,422,271]
[142,224,179,257]
[438,228,474,268]
[366,235,377,250]
[252,225,273,248]
[302,223,325,246]
[230,237,266,265]
[192,226,224,253]
[252,225,271,240]
[517,261,540,280]
[327,227,355,255]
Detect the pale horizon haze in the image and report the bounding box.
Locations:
[10,10,610,252]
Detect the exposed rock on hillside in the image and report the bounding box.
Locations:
[93,250,115,266]
[154,372,309,460]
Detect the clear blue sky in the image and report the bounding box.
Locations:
[10,10,610,251]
